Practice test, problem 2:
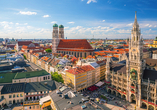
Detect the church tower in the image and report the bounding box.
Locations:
[128,11,144,108]
[52,24,60,53]
[59,25,64,39]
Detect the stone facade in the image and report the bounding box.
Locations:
[105,12,157,110]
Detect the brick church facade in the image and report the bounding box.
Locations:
[52,24,94,58]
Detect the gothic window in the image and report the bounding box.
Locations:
[134,36,135,41]
[134,55,136,60]
[137,36,138,41]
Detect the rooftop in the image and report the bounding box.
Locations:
[110,63,126,74]
[66,65,95,75]
[49,86,106,110]
[25,80,61,93]
[17,41,32,46]
[1,83,25,94]
[145,58,157,67]
[14,70,50,79]
[143,69,157,81]
[57,39,94,52]
[53,23,58,27]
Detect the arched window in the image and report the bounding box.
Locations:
[137,36,138,41]
[85,53,86,58]
[134,36,135,41]
[134,55,136,60]
[80,53,82,57]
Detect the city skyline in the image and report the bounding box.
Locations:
[0,0,157,39]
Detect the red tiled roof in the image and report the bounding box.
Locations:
[33,43,39,46]
[86,55,95,59]
[22,45,28,49]
[18,41,32,46]
[41,56,50,62]
[96,60,106,65]
[57,39,94,52]
[6,44,15,48]
[66,65,95,75]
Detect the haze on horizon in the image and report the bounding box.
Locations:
[0,0,157,39]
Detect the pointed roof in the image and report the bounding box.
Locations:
[133,11,139,27]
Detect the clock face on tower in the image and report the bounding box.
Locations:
[130,69,137,80]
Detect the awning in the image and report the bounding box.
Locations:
[87,86,98,91]
[42,101,51,109]
[25,94,43,97]
[95,81,104,87]
[104,80,110,83]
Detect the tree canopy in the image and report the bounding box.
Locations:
[45,48,52,53]
[23,55,27,59]
[51,72,64,83]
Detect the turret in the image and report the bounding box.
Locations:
[53,23,58,38]
[59,25,64,39]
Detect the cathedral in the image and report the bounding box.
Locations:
[52,24,94,58]
[105,12,157,110]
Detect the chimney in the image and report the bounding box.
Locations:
[44,82,47,85]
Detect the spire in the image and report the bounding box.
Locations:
[133,11,139,27]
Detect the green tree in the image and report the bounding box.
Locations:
[51,72,64,83]
[45,48,52,53]
[23,55,27,59]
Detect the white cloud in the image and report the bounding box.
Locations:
[117,29,130,33]
[24,23,28,25]
[87,0,97,4]
[27,26,33,29]
[51,21,57,24]
[68,21,75,24]
[149,25,152,27]
[97,26,101,28]
[16,23,19,25]
[0,21,13,29]
[19,11,37,15]
[102,20,105,22]
[126,23,133,26]
[9,22,13,25]
[64,27,69,29]
[43,15,50,18]
[145,24,149,26]
[155,25,157,27]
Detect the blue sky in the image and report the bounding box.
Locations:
[0,0,157,39]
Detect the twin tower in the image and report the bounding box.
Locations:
[52,24,64,39]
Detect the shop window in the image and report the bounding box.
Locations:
[13,94,15,98]
[17,94,19,97]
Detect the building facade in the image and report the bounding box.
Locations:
[51,24,94,58]
[62,65,97,92]
[105,12,157,110]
